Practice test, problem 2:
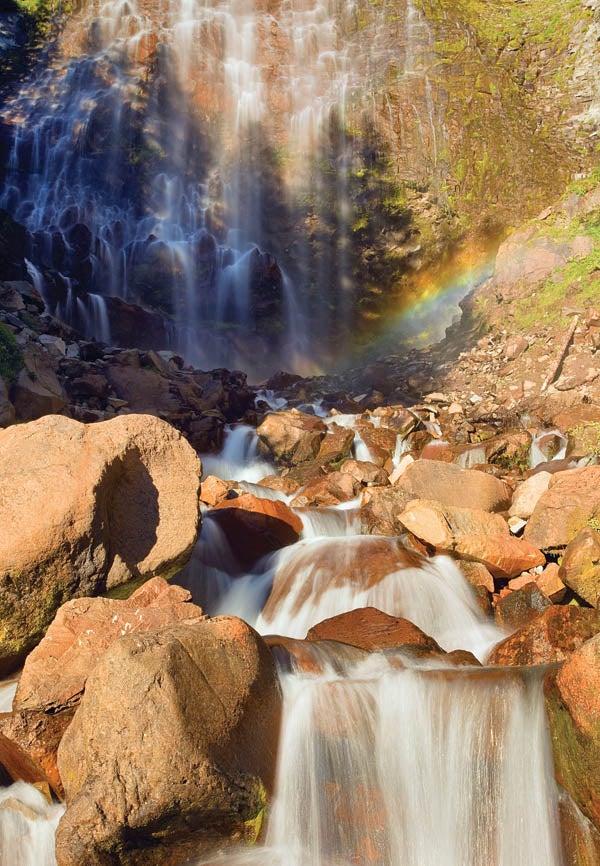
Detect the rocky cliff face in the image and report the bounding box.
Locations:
[0,0,599,367]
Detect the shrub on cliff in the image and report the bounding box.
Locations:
[0,323,23,386]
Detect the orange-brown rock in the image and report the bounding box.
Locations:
[0,414,202,674]
[258,474,301,496]
[524,466,600,550]
[393,460,512,512]
[545,633,600,833]
[398,499,508,550]
[290,471,359,508]
[340,459,389,487]
[487,607,600,666]
[211,493,303,568]
[316,423,355,464]
[0,708,73,799]
[14,578,206,713]
[55,619,282,866]
[559,790,600,866]
[355,421,399,467]
[200,475,243,507]
[509,471,552,519]
[536,563,568,603]
[306,607,443,655]
[459,561,495,594]
[454,534,545,579]
[559,528,600,607]
[256,409,327,466]
[494,584,552,630]
[264,635,368,675]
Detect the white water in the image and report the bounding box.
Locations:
[201,424,274,483]
[0,783,64,866]
[1,416,568,865]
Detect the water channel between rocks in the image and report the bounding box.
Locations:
[0,425,572,866]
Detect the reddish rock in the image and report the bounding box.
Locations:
[398,499,508,550]
[487,607,600,666]
[454,534,545,579]
[262,537,424,624]
[509,471,552,519]
[340,459,389,487]
[200,475,233,507]
[316,423,355,465]
[212,493,303,568]
[545,633,600,834]
[559,528,600,607]
[393,460,512,513]
[524,466,600,550]
[55,619,282,866]
[14,577,206,713]
[0,414,202,674]
[265,635,367,675]
[258,474,301,496]
[354,421,399,467]
[420,441,454,462]
[458,561,495,594]
[494,584,552,630]
[305,607,444,654]
[537,563,568,602]
[0,708,73,798]
[290,471,359,508]
[256,409,327,466]
[559,790,600,866]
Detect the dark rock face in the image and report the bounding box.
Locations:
[55,620,282,866]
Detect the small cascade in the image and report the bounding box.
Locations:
[255,537,501,659]
[0,678,17,713]
[530,429,569,468]
[201,424,274,483]
[296,502,363,538]
[262,655,563,866]
[0,782,64,866]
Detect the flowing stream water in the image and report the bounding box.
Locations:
[0,421,578,865]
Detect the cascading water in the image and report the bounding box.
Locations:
[0,428,571,865]
[1,0,445,372]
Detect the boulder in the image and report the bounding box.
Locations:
[509,471,552,520]
[306,607,443,655]
[290,471,359,508]
[55,619,282,866]
[211,493,303,569]
[458,561,495,594]
[354,421,399,467]
[256,409,327,466]
[392,460,512,512]
[12,344,68,421]
[397,499,544,578]
[398,499,508,550]
[545,633,600,833]
[0,414,201,673]
[454,534,545,580]
[537,563,568,603]
[487,607,600,666]
[14,578,206,713]
[559,528,600,607]
[340,458,389,487]
[316,423,355,465]
[524,466,600,550]
[494,584,552,630]
[0,708,74,799]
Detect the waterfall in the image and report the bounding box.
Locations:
[0,0,448,371]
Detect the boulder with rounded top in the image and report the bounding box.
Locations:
[55,619,282,866]
[0,414,201,673]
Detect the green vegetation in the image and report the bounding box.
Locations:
[0,324,23,387]
[514,209,600,329]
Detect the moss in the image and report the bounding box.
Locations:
[0,323,23,387]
